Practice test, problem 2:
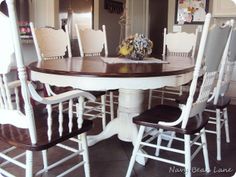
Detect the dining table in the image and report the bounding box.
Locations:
[28,56,194,165]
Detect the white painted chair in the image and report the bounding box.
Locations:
[30,22,73,95]
[163,28,198,58]
[75,24,115,126]
[148,28,198,107]
[205,20,236,161]
[126,14,232,177]
[76,25,108,57]
[30,23,109,130]
[0,1,94,177]
[30,23,72,61]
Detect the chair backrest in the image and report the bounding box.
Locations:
[212,22,236,104]
[0,0,37,143]
[30,22,72,61]
[181,17,232,128]
[159,14,232,129]
[75,24,108,57]
[0,0,94,145]
[163,28,198,58]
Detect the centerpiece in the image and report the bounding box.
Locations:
[118,33,153,60]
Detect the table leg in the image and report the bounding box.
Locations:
[87,88,147,165]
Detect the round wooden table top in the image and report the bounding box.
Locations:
[28,56,195,91]
[28,56,194,78]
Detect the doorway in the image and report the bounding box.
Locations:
[125,0,168,58]
[149,0,168,58]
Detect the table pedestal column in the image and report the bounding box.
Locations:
[87,88,147,165]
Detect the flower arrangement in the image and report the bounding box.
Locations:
[118,33,153,60]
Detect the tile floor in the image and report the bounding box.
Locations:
[1,102,236,177]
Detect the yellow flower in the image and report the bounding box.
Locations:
[119,44,133,56]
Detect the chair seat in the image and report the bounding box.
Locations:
[0,108,93,151]
[133,105,209,135]
[206,96,231,110]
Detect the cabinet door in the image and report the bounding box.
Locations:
[213,0,236,17]
[30,0,56,28]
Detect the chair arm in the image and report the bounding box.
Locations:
[7,80,21,89]
[8,80,32,89]
[28,82,96,105]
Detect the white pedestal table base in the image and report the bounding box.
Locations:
[87,88,147,165]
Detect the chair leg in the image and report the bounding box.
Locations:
[223,108,230,143]
[101,95,106,130]
[216,109,221,161]
[126,126,145,177]
[167,131,176,148]
[200,128,210,173]
[148,90,153,109]
[109,92,114,120]
[155,128,163,156]
[26,150,33,177]
[78,135,82,150]
[81,133,90,177]
[184,135,191,177]
[161,88,164,104]
[179,86,183,96]
[42,150,48,172]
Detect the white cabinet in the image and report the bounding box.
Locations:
[125,0,149,37]
[29,0,58,28]
[213,0,236,17]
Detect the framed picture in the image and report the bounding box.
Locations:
[175,0,209,24]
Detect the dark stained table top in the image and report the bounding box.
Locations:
[28,56,195,78]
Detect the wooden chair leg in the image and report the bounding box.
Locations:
[216,109,221,161]
[148,90,153,109]
[109,92,114,120]
[155,128,163,156]
[126,126,145,177]
[223,108,230,143]
[184,135,191,177]
[161,88,164,104]
[81,133,90,177]
[42,150,48,172]
[167,131,176,148]
[200,128,210,173]
[26,150,33,177]
[101,95,106,130]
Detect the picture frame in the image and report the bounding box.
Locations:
[175,0,209,24]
